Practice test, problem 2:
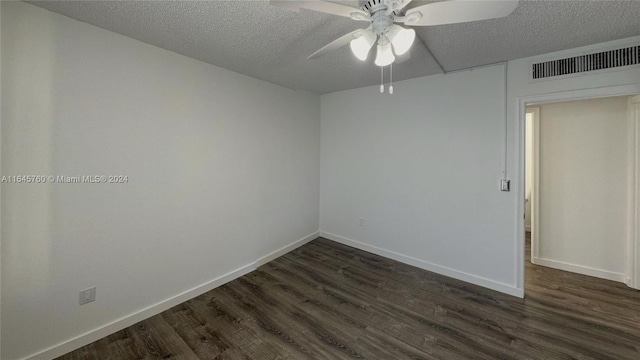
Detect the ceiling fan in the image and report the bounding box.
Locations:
[271,0,519,67]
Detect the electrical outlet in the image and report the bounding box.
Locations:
[79,286,96,305]
[359,217,365,227]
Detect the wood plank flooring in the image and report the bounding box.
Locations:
[56,236,640,359]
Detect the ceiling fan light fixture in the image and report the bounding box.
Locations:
[350,30,377,61]
[388,25,415,56]
[374,41,395,67]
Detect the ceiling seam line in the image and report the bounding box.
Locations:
[419,38,446,74]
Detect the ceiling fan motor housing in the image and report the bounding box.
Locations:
[359,0,408,37]
[360,0,408,15]
[372,11,394,36]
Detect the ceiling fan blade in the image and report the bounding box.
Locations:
[404,0,518,26]
[308,29,364,59]
[270,0,368,18]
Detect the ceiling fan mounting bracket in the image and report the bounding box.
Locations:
[359,0,388,15]
[359,0,410,16]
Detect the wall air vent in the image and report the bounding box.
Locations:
[531,45,639,80]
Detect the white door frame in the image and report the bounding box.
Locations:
[525,107,540,263]
[516,84,640,293]
[628,95,640,289]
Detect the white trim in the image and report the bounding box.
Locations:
[0,3,3,356]
[19,231,320,360]
[255,231,319,267]
[319,231,524,298]
[522,86,640,106]
[629,95,640,289]
[22,264,255,360]
[527,106,540,263]
[531,257,626,283]
[515,90,526,292]
[515,84,640,295]
[502,62,508,178]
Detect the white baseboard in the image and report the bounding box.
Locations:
[256,231,318,267]
[21,231,320,360]
[319,231,523,298]
[531,256,626,283]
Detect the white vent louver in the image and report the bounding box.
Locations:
[532,45,639,80]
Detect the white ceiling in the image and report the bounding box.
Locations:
[28,0,640,94]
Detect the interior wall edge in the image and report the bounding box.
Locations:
[255,231,319,268]
[319,231,524,298]
[16,230,319,360]
[19,267,255,360]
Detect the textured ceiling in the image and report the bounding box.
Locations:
[27,0,640,94]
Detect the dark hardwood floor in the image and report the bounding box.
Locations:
[56,236,640,359]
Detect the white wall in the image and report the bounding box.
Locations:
[320,64,518,294]
[2,2,639,358]
[534,97,629,280]
[321,36,640,298]
[1,2,320,360]
[524,111,534,232]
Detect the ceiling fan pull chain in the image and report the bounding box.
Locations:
[380,65,385,93]
[389,63,394,95]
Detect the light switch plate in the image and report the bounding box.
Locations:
[500,179,510,192]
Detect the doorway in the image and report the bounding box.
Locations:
[524,95,640,288]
